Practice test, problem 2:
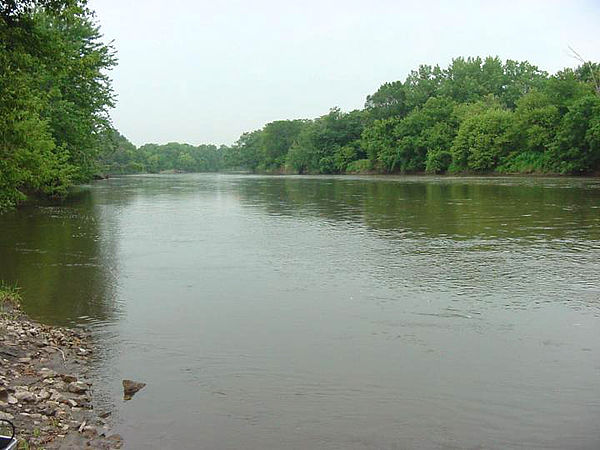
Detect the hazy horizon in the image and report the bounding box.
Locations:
[90,0,600,147]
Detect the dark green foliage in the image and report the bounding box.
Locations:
[285,108,366,174]
[451,106,513,172]
[547,95,600,174]
[97,130,142,174]
[0,0,115,209]
[260,120,306,170]
[99,139,225,174]
[224,56,599,176]
[364,81,407,120]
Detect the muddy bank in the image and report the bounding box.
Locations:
[0,305,122,449]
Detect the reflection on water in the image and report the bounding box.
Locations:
[0,190,121,325]
[0,174,599,449]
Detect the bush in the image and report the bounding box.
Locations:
[345,159,372,173]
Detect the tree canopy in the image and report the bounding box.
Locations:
[0,0,115,208]
[216,56,599,177]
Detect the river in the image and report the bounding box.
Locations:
[1,174,599,449]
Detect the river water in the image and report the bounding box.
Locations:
[1,174,599,449]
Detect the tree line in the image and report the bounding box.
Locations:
[105,56,600,178]
[223,57,599,176]
[97,134,225,174]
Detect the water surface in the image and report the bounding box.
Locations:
[1,174,599,449]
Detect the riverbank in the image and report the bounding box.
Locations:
[0,298,123,449]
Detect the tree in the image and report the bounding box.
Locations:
[451,104,514,172]
[260,120,306,170]
[364,81,408,120]
[548,95,600,174]
[0,0,115,208]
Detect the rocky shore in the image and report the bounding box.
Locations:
[0,304,123,449]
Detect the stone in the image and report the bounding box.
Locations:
[107,433,124,448]
[38,389,51,400]
[39,406,57,417]
[122,379,146,400]
[14,390,37,403]
[67,381,88,394]
[39,368,57,379]
[60,373,77,383]
[0,411,14,421]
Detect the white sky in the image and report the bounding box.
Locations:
[89,0,600,146]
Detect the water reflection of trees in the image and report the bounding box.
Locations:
[0,189,121,326]
[234,176,600,241]
[1,175,598,325]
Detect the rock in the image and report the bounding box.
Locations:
[53,381,67,391]
[39,405,57,417]
[39,368,57,379]
[60,373,77,383]
[0,301,122,449]
[54,393,69,404]
[67,381,88,394]
[0,411,14,421]
[82,425,97,436]
[122,379,146,400]
[38,388,51,400]
[107,433,124,448]
[14,390,37,403]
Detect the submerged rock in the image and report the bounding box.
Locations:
[122,379,146,400]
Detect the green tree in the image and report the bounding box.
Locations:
[0,0,115,209]
[364,81,407,120]
[451,103,514,172]
[260,120,306,170]
[548,95,600,174]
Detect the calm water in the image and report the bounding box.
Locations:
[1,174,599,449]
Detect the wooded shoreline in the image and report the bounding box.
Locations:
[2,2,599,211]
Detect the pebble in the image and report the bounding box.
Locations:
[67,381,88,394]
[0,305,121,448]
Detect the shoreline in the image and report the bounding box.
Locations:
[99,170,600,179]
[0,303,122,449]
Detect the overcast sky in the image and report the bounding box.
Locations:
[89,0,600,147]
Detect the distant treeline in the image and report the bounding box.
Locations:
[98,136,225,174]
[103,56,600,177]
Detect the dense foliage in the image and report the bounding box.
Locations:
[98,133,224,174]
[0,0,116,209]
[217,56,599,176]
